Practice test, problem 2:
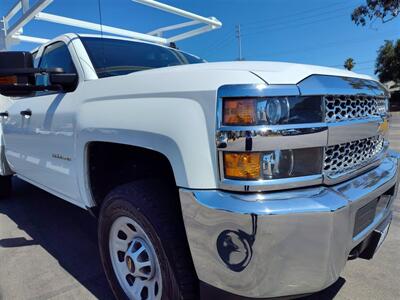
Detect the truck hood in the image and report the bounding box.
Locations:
[141,61,374,85]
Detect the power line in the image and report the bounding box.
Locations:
[205,12,349,59]
[242,0,352,27]
[198,24,236,56]
[204,30,396,62]
[242,2,358,32]
[355,66,376,72]
[202,0,360,57]
[203,35,235,59]
[242,11,351,37]
[206,34,234,52]
[329,59,376,68]
[247,31,399,59]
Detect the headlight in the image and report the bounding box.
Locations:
[262,97,289,125]
[223,148,322,180]
[222,96,323,126]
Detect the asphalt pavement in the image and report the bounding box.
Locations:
[0,115,400,300]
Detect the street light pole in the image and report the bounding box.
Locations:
[236,24,243,61]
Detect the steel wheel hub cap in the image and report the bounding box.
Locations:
[125,237,155,279]
[109,216,162,300]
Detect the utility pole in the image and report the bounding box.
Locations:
[235,24,243,61]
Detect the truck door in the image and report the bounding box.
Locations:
[2,41,81,204]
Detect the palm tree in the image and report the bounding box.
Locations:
[344,58,356,71]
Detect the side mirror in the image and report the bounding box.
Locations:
[0,51,69,97]
[49,73,78,92]
[0,52,36,97]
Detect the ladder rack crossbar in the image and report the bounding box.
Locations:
[132,0,221,27]
[34,12,167,44]
[0,0,222,51]
[147,19,201,37]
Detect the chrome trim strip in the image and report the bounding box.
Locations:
[220,174,323,192]
[216,127,328,151]
[216,118,387,152]
[217,122,327,133]
[217,84,300,98]
[297,75,389,97]
[327,117,386,145]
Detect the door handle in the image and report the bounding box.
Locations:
[0,111,9,119]
[20,109,32,118]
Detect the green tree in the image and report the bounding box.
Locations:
[375,39,400,83]
[344,58,356,70]
[351,0,399,26]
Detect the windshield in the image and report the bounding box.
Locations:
[80,37,205,78]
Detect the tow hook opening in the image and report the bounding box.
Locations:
[348,214,392,261]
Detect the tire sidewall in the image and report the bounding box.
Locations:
[98,197,179,300]
[0,175,12,198]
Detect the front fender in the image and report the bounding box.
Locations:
[76,97,217,207]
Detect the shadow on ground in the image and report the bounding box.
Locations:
[301,277,346,299]
[0,178,347,300]
[0,177,114,299]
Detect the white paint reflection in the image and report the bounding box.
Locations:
[26,156,40,165]
[45,161,70,175]
[6,150,21,158]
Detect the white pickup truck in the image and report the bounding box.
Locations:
[0,34,398,300]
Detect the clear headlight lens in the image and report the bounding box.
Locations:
[222,96,323,126]
[262,97,290,125]
[223,148,322,180]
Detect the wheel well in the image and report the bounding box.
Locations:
[87,142,177,208]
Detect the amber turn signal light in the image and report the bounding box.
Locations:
[0,76,17,85]
[223,152,261,180]
[223,98,256,125]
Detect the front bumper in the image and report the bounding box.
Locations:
[179,154,399,299]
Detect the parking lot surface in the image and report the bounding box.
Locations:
[1,115,400,300]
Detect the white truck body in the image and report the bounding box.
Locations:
[0,32,398,299]
[0,33,375,207]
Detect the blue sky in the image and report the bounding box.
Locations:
[1,0,399,78]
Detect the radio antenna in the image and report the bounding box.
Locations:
[97,0,106,68]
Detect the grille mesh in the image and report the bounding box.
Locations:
[324,136,384,176]
[324,95,387,122]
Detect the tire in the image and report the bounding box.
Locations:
[98,180,198,300]
[0,175,12,198]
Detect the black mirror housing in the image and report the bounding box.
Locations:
[0,51,36,97]
[0,51,34,69]
[50,73,78,92]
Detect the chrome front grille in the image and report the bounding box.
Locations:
[323,136,384,177]
[324,95,387,122]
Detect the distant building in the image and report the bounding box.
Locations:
[384,81,400,93]
[384,81,400,111]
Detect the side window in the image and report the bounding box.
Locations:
[36,42,77,89]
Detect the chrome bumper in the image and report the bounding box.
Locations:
[180,153,399,298]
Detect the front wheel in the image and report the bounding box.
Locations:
[98,180,198,300]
